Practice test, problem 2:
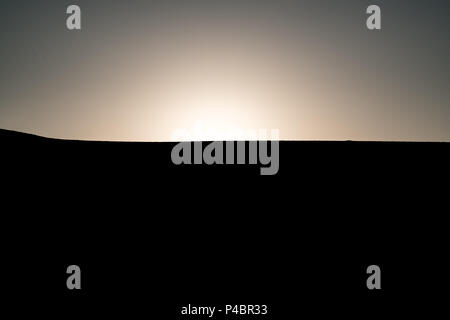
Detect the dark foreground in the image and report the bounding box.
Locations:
[1,129,448,318]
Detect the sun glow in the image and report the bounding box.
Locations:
[167,85,264,141]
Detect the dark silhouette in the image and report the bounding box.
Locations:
[2,128,448,317]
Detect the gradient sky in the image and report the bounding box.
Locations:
[1,0,449,141]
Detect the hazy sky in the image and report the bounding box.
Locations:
[1,0,449,141]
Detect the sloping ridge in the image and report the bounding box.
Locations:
[1,128,449,145]
[0,128,47,140]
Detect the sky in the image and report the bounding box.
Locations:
[0,0,449,141]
